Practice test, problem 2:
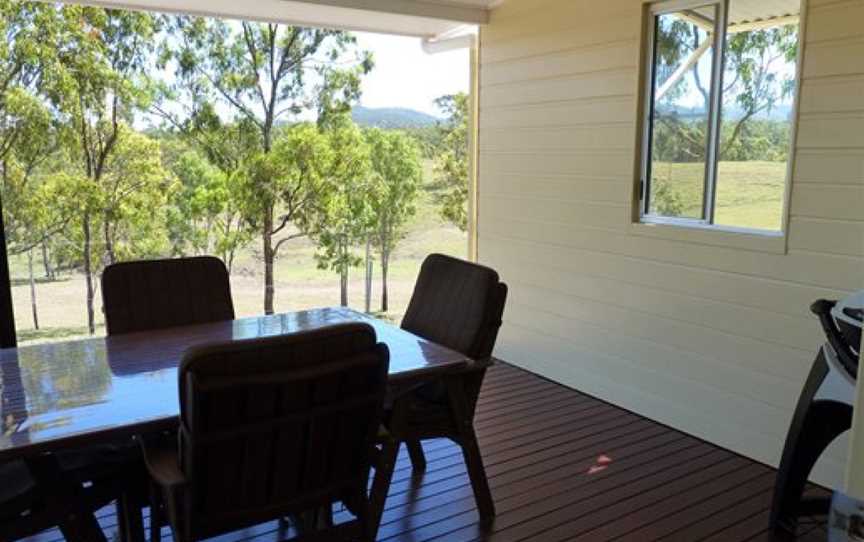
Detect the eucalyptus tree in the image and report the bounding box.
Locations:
[157,109,260,272]
[364,128,422,312]
[304,116,371,307]
[0,0,68,163]
[0,1,79,332]
[0,0,73,275]
[159,16,372,313]
[55,6,160,333]
[0,107,66,332]
[99,127,173,266]
[243,121,332,301]
[165,147,252,272]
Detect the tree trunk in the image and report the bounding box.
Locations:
[41,240,52,280]
[83,213,95,334]
[380,248,389,313]
[263,209,275,315]
[225,249,235,276]
[364,238,372,314]
[340,238,348,307]
[103,217,115,266]
[28,249,38,331]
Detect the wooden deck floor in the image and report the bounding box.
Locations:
[25,362,828,542]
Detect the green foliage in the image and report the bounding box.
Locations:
[365,128,422,246]
[650,180,686,216]
[50,127,172,268]
[364,127,422,311]
[100,127,174,263]
[652,19,798,167]
[305,117,372,290]
[652,118,791,163]
[0,89,64,257]
[401,125,443,159]
[158,16,372,313]
[165,147,252,270]
[434,93,469,231]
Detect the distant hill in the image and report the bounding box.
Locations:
[658,103,794,121]
[352,106,440,129]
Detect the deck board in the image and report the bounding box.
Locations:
[21,362,827,542]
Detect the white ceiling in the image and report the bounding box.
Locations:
[66,0,497,37]
[691,0,801,26]
[729,0,799,25]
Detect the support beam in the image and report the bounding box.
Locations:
[300,0,489,24]
[38,0,484,37]
[420,30,479,261]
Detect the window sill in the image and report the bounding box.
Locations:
[628,221,788,254]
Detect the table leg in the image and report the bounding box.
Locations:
[25,454,109,542]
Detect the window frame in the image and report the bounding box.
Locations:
[638,0,797,236]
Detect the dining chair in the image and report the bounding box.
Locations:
[141,323,392,542]
[99,255,236,539]
[385,253,508,523]
[101,256,234,335]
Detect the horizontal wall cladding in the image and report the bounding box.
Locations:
[478,0,864,488]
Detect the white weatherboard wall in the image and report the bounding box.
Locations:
[477,0,864,487]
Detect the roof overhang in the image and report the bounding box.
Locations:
[56,0,494,37]
[684,0,801,32]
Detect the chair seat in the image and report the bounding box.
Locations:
[0,461,36,513]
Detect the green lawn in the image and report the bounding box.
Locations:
[650,160,787,231]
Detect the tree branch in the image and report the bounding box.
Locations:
[273,231,305,255]
[241,22,269,115]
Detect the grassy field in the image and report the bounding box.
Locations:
[9,161,467,344]
[651,160,787,230]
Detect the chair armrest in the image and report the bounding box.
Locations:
[138,436,186,492]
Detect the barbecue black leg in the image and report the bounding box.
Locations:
[770,351,853,536]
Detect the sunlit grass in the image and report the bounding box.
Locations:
[651,160,787,231]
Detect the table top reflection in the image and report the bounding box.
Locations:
[0,307,469,461]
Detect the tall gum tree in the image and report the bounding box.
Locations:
[161,17,372,314]
[364,127,421,313]
[306,116,371,307]
[56,6,158,333]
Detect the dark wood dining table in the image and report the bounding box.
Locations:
[0,307,471,541]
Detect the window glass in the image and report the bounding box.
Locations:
[647,7,717,219]
[714,3,799,231]
[641,0,800,233]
